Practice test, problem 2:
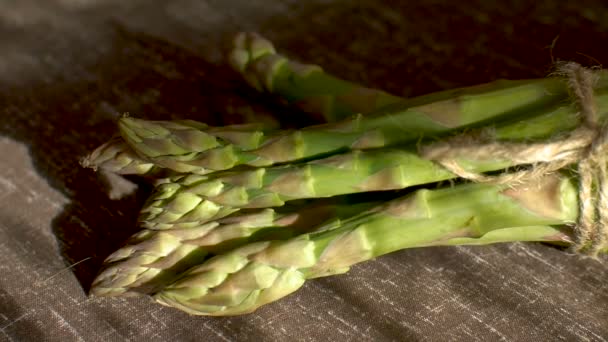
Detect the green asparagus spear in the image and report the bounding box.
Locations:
[117,119,281,174]
[154,173,599,316]
[119,74,581,174]
[81,136,158,176]
[91,198,381,296]
[229,32,403,122]
[83,119,279,176]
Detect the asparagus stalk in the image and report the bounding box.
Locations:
[118,75,578,174]
[154,173,600,316]
[229,32,403,122]
[136,88,608,229]
[91,198,381,296]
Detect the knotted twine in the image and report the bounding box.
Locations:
[421,62,608,257]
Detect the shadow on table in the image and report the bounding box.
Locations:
[0,290,46,341]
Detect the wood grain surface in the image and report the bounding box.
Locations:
[0,1,607,341]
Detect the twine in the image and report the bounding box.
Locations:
[421,62,608,256]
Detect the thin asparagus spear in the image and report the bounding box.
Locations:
[80,137,167,199]
[91,198,381,296]
[119,75,578,174]
[229,32,403,122]
[137,89,608,229]
[81,136,158,176]
[154,173,601,316]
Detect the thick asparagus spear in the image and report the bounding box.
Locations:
[91,198,381,296]
[229,32,403,122]
[119,75,577,174]
[154,173,599,316]
[137,88,608,229]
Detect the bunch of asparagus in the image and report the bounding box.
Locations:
[84,32,608,316]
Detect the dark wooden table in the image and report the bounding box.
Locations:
[1,1,607,341]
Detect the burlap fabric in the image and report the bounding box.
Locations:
[1,1,607,341]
